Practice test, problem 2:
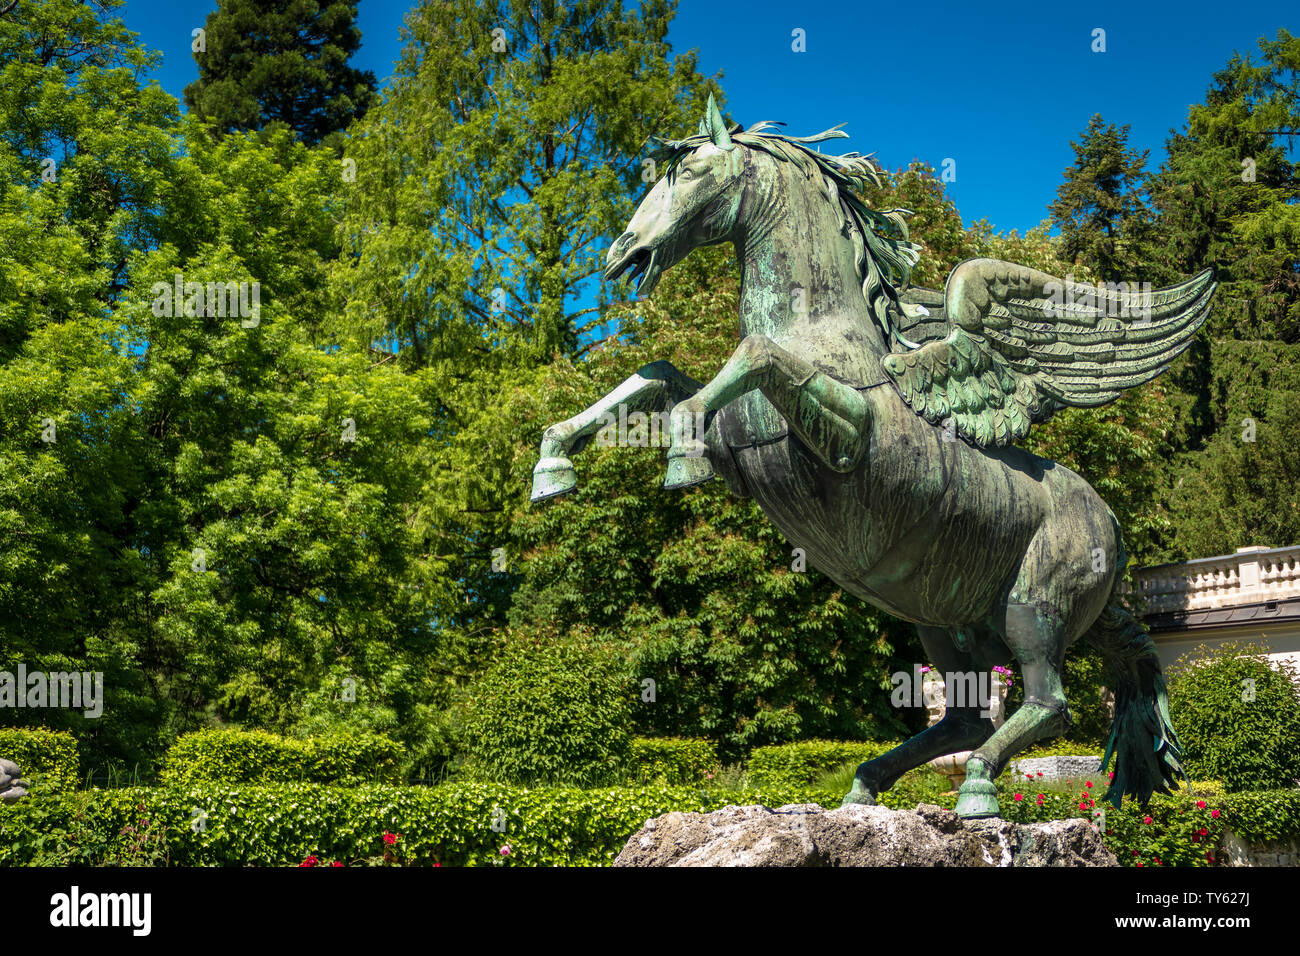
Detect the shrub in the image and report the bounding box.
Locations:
[1167,641,1300,791]
[0,727,79,794]
[746,739,900,788]
[159,729,403,786]
[0,777,1292,867]
[629,738,717,785]
[459,631,632,787]
[0,782,788,867]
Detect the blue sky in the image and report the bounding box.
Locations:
[121,0,1297,233]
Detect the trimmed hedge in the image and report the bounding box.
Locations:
[746,739,900,788]
[0,775,1286,867]
[0,782,815,867]
[629,738,717,785]
[0,727,79,794]
[159,730,403,787]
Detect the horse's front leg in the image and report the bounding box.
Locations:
[531,360,704,501]
[664,334,871,489]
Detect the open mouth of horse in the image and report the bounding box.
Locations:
[605,245,662,297]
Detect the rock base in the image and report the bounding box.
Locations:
[613,802,1117,867]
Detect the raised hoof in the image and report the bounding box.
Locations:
[663,448,714,489]
[530,456,577,502]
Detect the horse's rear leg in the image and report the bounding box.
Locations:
[954,604,1072,819]
[531,360,704,501]
[842,626,995,807]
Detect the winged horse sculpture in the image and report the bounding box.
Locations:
[531,95,1214,818]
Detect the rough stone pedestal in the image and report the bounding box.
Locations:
[613,802,1117,867]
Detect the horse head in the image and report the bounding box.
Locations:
[605,95,747,298]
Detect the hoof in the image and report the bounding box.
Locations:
[663,447,713,489]
[955,757,1000,819]
[840,785,878,808]
[530,457,577,502]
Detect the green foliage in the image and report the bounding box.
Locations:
[159,729,404,787]
[628,737,718,785]
[183,0,377,145]
[746,739,900,788]
[0,727,79,794]
[1049,113,1151,280]
[997,776,1231,867]
[458,629,633,787]
[1167,641,1300,791]
[1220,789,1300,845]
[0,777,1291,867]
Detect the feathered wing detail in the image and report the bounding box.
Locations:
[881,259,1217,447]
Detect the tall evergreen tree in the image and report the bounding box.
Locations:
[1049,113,1150,280]
[183,0,378,146]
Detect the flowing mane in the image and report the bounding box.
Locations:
[657,120,921,343]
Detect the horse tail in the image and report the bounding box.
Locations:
[1084,542,1186,808]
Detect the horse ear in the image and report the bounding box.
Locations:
[702,93,734,151]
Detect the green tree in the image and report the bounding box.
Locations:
[183,0,378,146]
[331,0,718,366]
[1049,113,1150,281]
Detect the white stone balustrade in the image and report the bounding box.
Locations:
[1128,545,1300,613]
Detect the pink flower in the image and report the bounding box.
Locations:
[1196,800,1207,809]
[500,844,512,856]
[1013,793,1023,801]
[1143,816,1153,825]
[1211,809,1221,819]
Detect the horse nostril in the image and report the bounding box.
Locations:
[613,232,636,254]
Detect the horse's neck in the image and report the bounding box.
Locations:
[734,166,890,372]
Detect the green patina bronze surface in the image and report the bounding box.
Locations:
[532,95,1215,820]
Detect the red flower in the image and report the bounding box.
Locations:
[1199,828,1209,837]
[1036,772,1043,777]
[300,855,319,868]
[1136,862,1143,867]
[1211,809,1221,819]
[1013,793,1024,801]
[1143,816,1153,825]
[1192,834,1201,842]
[1132,850,1139,856]
[1025,774,1033,780]
[434,862,442,867]
[383,832,400,846]
[1085,781,1093,788]
[331,861,343,867]
[1196,800,1207,809]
